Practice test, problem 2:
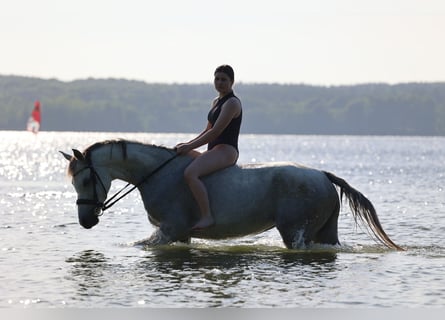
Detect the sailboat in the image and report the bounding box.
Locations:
[27,100,41,134]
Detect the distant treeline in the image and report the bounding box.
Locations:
[1,75,445,135]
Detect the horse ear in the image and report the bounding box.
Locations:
[72,149,85,161]
[59,151,73,161]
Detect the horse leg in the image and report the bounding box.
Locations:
[275,199,315,249]
[275,197,339,249]
[313,199,340,245]
[177,237,191,245]
[137,218,192,247]
[134,227,172,247]
[134,230,191,247]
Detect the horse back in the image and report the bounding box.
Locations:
[197,162,334,238]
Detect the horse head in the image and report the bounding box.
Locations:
[60,149,112,229]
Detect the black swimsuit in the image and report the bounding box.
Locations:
[207,91,242,152]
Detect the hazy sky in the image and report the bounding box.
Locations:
[1,0,444,85]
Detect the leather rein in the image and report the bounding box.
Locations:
[74,154,177,216]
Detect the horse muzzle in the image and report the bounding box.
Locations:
[79,214,99,229]
[77,204,101,229]
[76,198,103,228]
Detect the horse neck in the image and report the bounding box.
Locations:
[90,142,176,185]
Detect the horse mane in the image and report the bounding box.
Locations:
[67,139,173,176]
[84,139,128,161]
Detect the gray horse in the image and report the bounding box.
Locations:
[61,139,402,250]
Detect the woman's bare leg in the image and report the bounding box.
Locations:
[184,145,238,229]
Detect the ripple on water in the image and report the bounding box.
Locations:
[1,132,444,307]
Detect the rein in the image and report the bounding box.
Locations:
[75,152,177,214]
[101,154,177,211]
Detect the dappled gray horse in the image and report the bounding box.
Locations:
[61,140,402,250]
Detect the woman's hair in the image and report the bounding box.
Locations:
[214,65,235,82]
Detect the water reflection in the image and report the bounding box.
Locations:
[144,245,338,269]
[132,245,338,307]
[65,250,110,300]
[279,250,337,265]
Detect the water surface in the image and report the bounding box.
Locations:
[0,131,444,307]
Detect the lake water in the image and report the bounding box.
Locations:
[0,131,444,308]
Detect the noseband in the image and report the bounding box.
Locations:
[73,164,107,216]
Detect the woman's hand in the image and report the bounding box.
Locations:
[174,143,192,155]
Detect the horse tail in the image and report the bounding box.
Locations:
[323,171,404,251]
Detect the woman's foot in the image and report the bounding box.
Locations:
[192,215,214,230]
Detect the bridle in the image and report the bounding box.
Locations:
[73,164,108,216]
[73,154,177,216]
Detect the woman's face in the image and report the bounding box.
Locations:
[214,72,233,95]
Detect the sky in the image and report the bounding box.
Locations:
[1,0,444,85]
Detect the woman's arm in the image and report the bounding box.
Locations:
[175,122,211,151]
[175,98,241,154]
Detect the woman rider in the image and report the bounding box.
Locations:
[175,65,242,230]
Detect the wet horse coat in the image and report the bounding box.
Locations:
[61,140,402,250]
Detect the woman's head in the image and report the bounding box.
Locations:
[214,65,234,83]
[214,65,235,94]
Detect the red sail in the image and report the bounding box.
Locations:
[32,101,41,123]
[27,100,41,133]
